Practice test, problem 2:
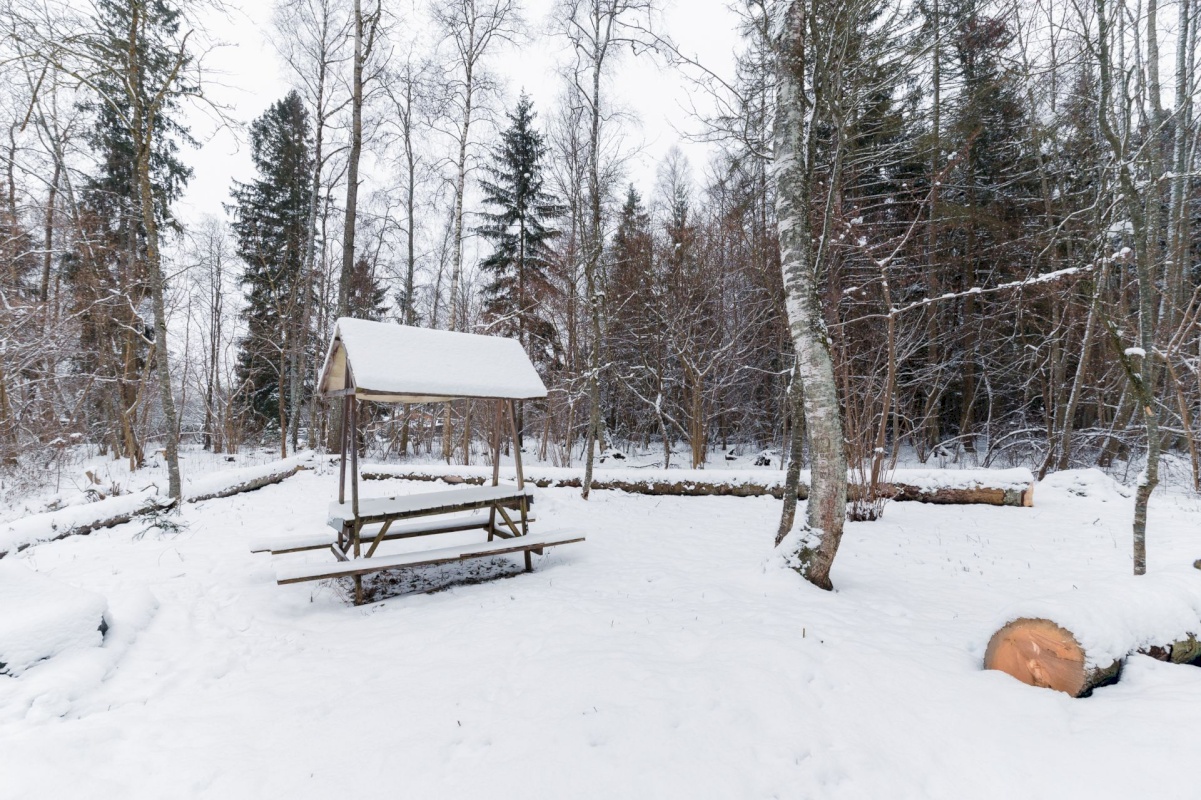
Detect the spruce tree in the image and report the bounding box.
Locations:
[348,255,388,321]
[230,91,313,440]
[476,93,563,359]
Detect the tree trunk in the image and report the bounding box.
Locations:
[775,365,805,545]
[581,10,606,501]
[1095,0,1160,576]
[771,0,847,590]
[129,13,183,501]
[330,0,366,453]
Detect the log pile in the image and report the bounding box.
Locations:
[984,575,1201,696]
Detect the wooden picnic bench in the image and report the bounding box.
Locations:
[258,318,585,604]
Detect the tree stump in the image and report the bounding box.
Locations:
[983,618,1121,696]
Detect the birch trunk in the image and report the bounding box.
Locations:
[775,365,805,545]
[771,0,846,590]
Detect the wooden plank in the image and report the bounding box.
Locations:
[251,512,537,554]
[276,532,584,585]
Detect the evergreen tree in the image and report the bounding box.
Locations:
[348,255,388,321]
[230,91,313,433]
[610,185,654,305]
[476,93,563,360]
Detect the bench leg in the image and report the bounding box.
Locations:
[354,575,364,605]
[524,550,532,572]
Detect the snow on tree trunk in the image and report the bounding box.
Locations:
[770,0,846,590]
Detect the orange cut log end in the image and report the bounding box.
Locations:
[984,617,1090,696]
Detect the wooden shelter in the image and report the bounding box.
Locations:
[261,318,583,604]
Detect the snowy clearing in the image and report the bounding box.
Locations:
[1,461,1200,798]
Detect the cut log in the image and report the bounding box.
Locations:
[985,575,1201,695]
[984,617,1121,696]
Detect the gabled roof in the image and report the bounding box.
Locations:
[317,318,548,403]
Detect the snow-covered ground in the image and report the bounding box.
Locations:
[1,460,1200,798]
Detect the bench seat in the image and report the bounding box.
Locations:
[275,529,584,585]
[327,484,534,529]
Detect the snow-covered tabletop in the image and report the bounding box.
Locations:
[327,484,535,528]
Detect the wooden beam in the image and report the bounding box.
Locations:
[489,400,502,540]
[495,505,523,538]
[491,399,503,487]
[350,395,359,517]
[365,519,393,558]
[508,399,524,490]
[338,395,349,505]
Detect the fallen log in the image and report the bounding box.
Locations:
[0,454,312,558]
[0,489,174,559]
[184,455,309,503]
[984,574,1201,696]
[360,464,1036,507]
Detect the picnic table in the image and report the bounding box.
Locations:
[257,318,584,604]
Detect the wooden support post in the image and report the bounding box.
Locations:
[350,395,363,605]
[350,395,360,518]
[489,400,502,541]
[339,395,349,504]
[508,400,524,489]
[507,401,530,536]
[491,400,503,486]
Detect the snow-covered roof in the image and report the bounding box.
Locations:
[317,318,548,403]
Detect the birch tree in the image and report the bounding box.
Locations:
[559,0,651,499]
[761,0,849,589]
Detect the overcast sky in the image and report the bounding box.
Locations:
[175,0,745,225]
